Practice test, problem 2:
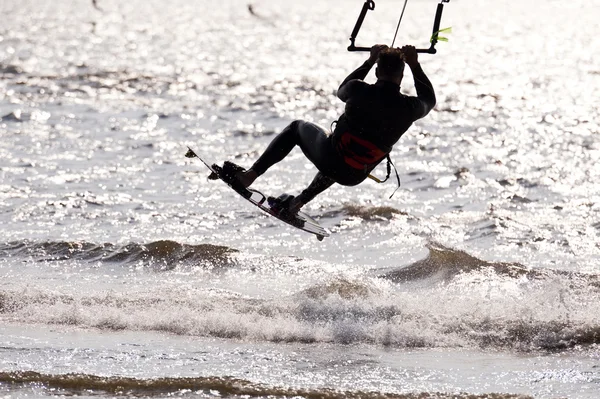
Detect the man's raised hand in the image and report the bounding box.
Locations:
[368,44,389,64]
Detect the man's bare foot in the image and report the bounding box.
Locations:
[236,169,258,188]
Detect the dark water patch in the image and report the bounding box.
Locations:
[454,167,471,179]
[232,128,276,137]
[497,178,514,187]
[63,68,173,95]
[321,204,407,221]
[496,178,539,189]
[4,65,188,101]
[515,178,538,189]
[509,194,534,204]
[344,204,406,221]
[0,63,23,75]
[300,278,381,300]
[0,371,532,399]
[455,319,600,352]
[131,142,155,150]
[438,105,461,113]
[466,220,500,241]
[0,239,237,269]
[0,110,28,122]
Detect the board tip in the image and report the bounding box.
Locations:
[185,148,197,158]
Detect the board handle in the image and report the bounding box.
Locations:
[248,189,266,206]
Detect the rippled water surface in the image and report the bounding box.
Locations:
[1,0,599,398]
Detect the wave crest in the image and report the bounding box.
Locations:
[0,239,237,269]
[382,242,531,283]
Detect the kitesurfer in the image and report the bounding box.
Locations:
[222,44,436,215]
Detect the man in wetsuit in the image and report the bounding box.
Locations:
[226,44,436,214]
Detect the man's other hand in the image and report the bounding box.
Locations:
[400,45,419,67]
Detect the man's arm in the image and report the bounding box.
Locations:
[337,44,388,102]
[401,45,436,119]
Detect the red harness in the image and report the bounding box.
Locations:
[336,131,388,170]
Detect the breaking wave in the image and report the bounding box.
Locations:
[1,242,599,351]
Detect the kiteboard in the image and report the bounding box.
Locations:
[185,147,329,241]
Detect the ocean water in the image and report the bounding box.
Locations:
[1,0,599,398]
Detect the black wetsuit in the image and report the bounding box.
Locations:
[334,60,436,165]
[250,59,435,204]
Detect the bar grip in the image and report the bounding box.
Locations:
[348,45,436,54]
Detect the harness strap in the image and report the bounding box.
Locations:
[368,155,401,198]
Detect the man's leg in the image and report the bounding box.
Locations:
[236,120,302,187]
[289,172,335,213]
[237,120,331,188]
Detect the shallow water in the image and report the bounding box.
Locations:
[1,0,599,398]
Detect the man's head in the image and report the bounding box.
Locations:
[376,48,405,84]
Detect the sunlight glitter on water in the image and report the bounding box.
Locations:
[1,0,600,398]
